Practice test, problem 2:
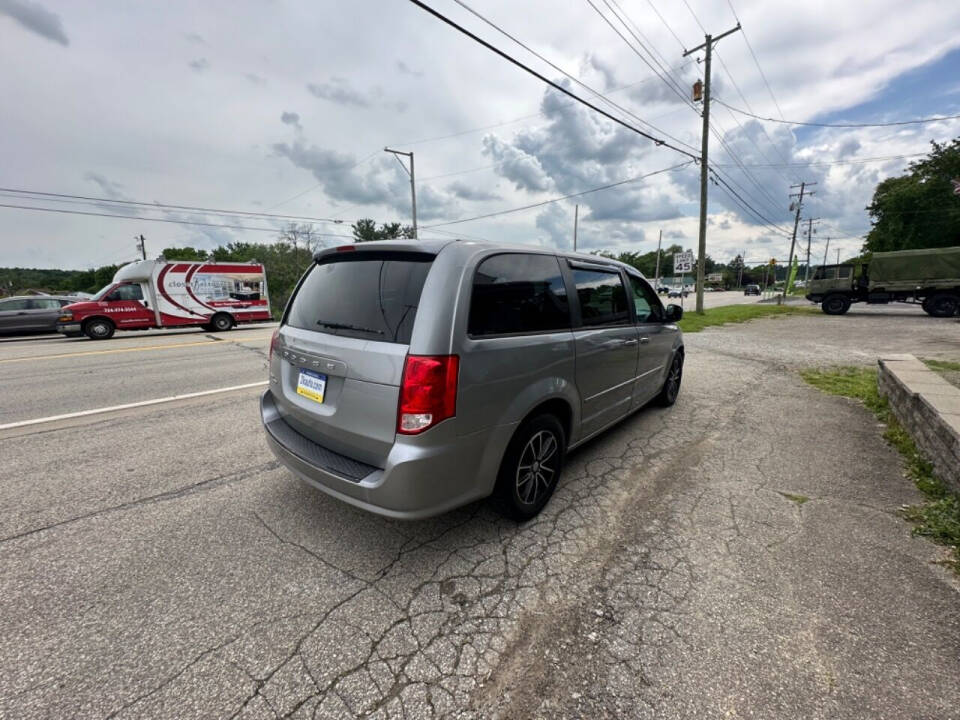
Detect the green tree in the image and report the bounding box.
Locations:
[161,246,208,261]
[351,219,415,242]
[864,138,960,252]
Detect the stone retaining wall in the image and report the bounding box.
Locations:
[878,354,960,494]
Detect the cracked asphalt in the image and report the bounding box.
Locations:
[1,308,959,719]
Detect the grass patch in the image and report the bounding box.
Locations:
[676,304,816,333]
[778,491,810,505]
[922,358,960,373]
[800,366,960,572]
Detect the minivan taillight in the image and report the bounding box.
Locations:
[269,328,280,356]
[397,355,459,435]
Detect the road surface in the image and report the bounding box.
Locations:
[1,308,958,719]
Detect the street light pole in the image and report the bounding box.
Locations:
[384,147,418,239]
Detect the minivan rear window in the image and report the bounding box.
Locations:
[468,253,570,336]
[286,252,433,344]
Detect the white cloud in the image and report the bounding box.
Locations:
[2,0,959,268]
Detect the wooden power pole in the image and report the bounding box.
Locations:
[683,23,740,315]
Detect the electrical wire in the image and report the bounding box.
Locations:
[0,202,356,237]
[395,61,696,148]
[407,0,700,159]
[713,97,960,128]
[0,187,346,225]
[724,0,785,119]
[585,0,698,113]
[423,161,694,228]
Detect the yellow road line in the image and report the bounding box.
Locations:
[0,335,272,364]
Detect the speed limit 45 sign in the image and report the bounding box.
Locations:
[673,251,695,274]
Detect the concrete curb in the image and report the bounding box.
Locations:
[878,354,960,494]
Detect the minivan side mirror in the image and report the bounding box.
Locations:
[664,304,683,322]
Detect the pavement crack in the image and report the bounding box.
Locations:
[0,461,279,547]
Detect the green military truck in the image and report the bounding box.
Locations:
[806,246,960,317]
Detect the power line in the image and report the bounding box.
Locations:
[264,150,380,212]
[585,0,698,112]
[0,202,356,237]
[423,161,694,228]
[708,169,793,237]
[587,0,794,224]
[713,97,960,128]
[713,151,926,168]
[395,60,697,148]
[406,0,700,160]
[724,0,784,119]
[0,187,346,226]
[446,0,700,154]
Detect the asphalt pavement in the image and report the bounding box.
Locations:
[1,307,958,719]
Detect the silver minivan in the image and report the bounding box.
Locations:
[261,240,684,520]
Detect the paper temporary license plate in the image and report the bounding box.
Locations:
[296,369,327,404]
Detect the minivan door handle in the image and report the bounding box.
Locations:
[639,337,650,344]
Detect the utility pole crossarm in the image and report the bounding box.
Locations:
[683,23,740,56]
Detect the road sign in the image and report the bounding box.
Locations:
[674,251,694,274]
[707,272,723,282]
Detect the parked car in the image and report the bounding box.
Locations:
[0,295,82,335]
[744,284,761,296]
[261,240,685,521]
[657,285,670,295]
[667,287,689,298]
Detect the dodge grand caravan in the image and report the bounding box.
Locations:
[261,240,684,520]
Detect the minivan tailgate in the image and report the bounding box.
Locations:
[272,326,406,468]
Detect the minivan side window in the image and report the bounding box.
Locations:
[627,274,664,323]
[468,253,570,336]
[572,268,629,327]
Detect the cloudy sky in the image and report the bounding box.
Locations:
[2,0,960,271]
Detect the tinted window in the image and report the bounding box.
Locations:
[28,298,62,310]
[468,253,570,336]
[0,299,29,311]
[287,253,433,344]
[573,268,629,326]
[106,284,143,301]
[627,275,663,323]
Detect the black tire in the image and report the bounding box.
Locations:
[494,414,566,521]
[210,313,234,332]
[821,294,851,315]
[83,318,115,340]
[921,297,933,315]
[655,352,684,407]
[926,292,960,318]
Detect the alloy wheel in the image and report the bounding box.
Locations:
[516,430,558,506]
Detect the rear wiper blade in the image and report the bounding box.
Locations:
[316,320,384,335]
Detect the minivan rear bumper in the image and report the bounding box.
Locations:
[260,389,514,520]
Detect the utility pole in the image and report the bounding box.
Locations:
[822,237,830,269]
[384,148,418,239]
[135,234,146,260]
[804,218,820,284]
[683,22,740,315]
[781,181,815,303]
[654,229,663,286]
[573,204,579,252]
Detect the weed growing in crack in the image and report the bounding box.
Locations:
[800,366,960,573]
